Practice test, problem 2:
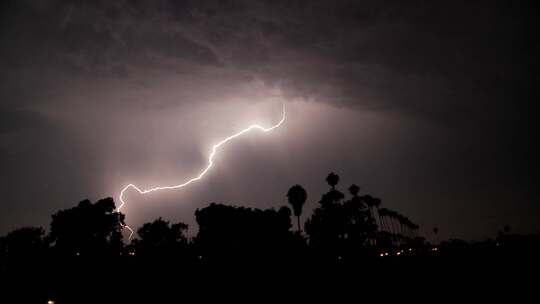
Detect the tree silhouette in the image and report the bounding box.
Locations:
[306,173,377,258]
[195,203,294,261]
[326,172,340,189]
[48,197,124,256]
[8,171,540,301]
[287,185,308,232]
[348,184,360,197]
[0,226,49,297]
[133,217,189,257]
[0,226,46,258]
[358,195,381,246]
[377,208,406,247]
[362,195,376,223]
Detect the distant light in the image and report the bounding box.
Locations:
[76,252,80,256]
[129,252,135,256]
[409,248,412,252]
[379,253,384,257]
[48,301,55,304]
[396,252,401,256]
[385,252,389,256]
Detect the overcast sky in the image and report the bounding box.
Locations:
[1,0,538,240]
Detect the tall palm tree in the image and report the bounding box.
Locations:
[326,172,340,189]
[287,185,308,232]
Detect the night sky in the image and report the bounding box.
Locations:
[1,0,538,240]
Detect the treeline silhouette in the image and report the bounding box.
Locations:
[0,173,426,263]
[1,172,538,301]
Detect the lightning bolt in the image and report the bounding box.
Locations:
[117,103,286,240]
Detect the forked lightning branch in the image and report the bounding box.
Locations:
[117,104,286,239]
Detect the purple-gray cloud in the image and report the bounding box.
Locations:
[1,0,538,240]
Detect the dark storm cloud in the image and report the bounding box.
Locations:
[2,0,533,117]
[1,0,538,239]
[0,0,221,78]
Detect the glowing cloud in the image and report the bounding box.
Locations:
[117,103,286,239]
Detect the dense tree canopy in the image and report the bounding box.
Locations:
[48,197,124,255]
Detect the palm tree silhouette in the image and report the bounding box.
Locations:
[326,172,340,189]
[348,184,360,197]
[287,185,308,232]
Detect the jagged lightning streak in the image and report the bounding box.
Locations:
[117,103,286,239]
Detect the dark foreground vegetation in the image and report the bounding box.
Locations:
[1,173,538,302]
